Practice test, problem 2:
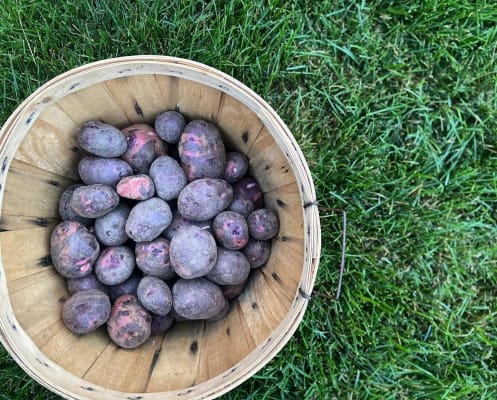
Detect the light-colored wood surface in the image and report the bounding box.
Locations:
[0,56,320,400]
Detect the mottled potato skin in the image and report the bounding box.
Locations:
[51,221,100,278]
[70,184,119,218]
[172,278,225,320]
[223,152,249,183]
[95,246,136,285]
[125,197,173,242]
[77,121,127,157]
[135,238,175,280]
[137,276,173,316]
[121,124,167,173]
[170,226,217,279]
[155,110,186,143]
[62,289,111,334]
[178,119,226,181]
[149,156,187,201]
[207,248,250,285]
[221,280,247,300]
[163,210,212,241]
[247,209,279,240]
[116,174,155,200]
[58,184,93,226]
[108,272,141,302]
[94,203,130,246]
[78,156,133,187]
[242,238,272,268]
[150,313,174,335]
[213,211,249,250]
[233,177,264,209]
[67,274,109,295]
[228,194,254,218]
[207,299,230,322]
[177,178,233,221]
[107,294,152,349]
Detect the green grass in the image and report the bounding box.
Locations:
[1,0,497,399]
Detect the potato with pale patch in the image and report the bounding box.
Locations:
[62,289,111,334]
[94,246,136,285]
[135,238,175,280]
[125,197,172,242]
[77,120,128,157]
[58,184,93,226]
[107,294,152,349]
[247,208,279,240]
[233,177,264,209]
[149,156,187,201]
[51,221,100,278]
[78,156,133,187]
[178,119,226,181]
[177,178,233,221]
[172,278,225,320]
[223,152,249,183]
[137,276,173,316]
[155,110,186,143]
[207,248,250,286]
[94,203,130,247]
[116,174,155,200]
[213,211,249,250]
[70,184,119,218]
[170,226,217,279]
[121,124,167,173]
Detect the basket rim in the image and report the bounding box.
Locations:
[0,55,321,400]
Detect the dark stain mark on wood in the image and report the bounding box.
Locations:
[226,328,231,336]
[251,302,258,309]
[47,179,60,187]
[6,315,16,330]
[71,146,80,153]
[42,97,52,104]
[2,157,8,172]
[37,255,52,267]
[276,199,286,208]
[175,104,180,112]
[148,348,161,375]
[299,287,312,300]
[81,386,95,391]
[33,217,48,227]
[118,69,132,74]
[265,164,271,170]
[58,296,66,304]
[69,82,80,91]
[241,131,249,143]
[190,340,198,354]
[26,112,35,124]
[303,200,319,209]
[177,389,193,396]
[272,272,281,282]
[279,235,289,242]
[36,358,49,367]
[133,100,144,118]
[126,397,143,400]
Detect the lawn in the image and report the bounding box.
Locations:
[1,1,497,399]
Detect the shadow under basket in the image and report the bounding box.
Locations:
[0,56,321,400]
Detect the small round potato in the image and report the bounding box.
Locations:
[62,289,111,335]
[233,177,264,209]
[94,203,130,247]
[121,124,167,173]
[125,197,173,242]
[70,184,119,218]
[228,194,254,218]
[155,110,186,143]
[66,274,109,295]
[77,120,128,158]
[207,248,250,286]
[51,221,100,278]
[137,276,173,316]
[94,246,136,285]
[151,313,174,335]
[172,278,225,320]
[170,226,217,279]
[58,184,93,226]
[247,209,279,240]
[107,294,152,349]
[223,152,249,183]
[135,238,175,280]
[242,238,272,268]
[213,211,249,250]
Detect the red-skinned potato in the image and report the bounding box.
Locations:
[51,221,100,278]
[107,294,152,349]
[116,174,155,200]
[62,289,111,334]
[178,119,226,181]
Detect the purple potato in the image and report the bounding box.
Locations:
[94,246,136,285]
[70,184,119,218]
[77,120,128,157]
[172,278,225,320]
[116,174,155,200]
[107,294,151,349]
[150,313,174,335]
[242,238,272,268]
[62,289,111,334]
[137,276,173,316]
[149,156,187,201]
[66,274,109,295]
[135,238,175,280]
[223,152,249,183]
[178,119,226,181]
[213,211,249,250]
[227,194,254,218]
[162,210,213,241]
[233,177,264,209]
[78,156,133,187]
[121,124,167,173]
[51,221,100,278]
[177,178,233,221]
[207,299,230,322]
[94,203,130,246]
[125,197,173,242]
[247,209,279,240]
[221,280,248,300]
[170,226,217,279]
[58,184,93,226]
[155,110,186,143]
[207,248,250,286]
[108,272,142,302]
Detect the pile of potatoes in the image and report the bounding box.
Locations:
[50,111,279,349]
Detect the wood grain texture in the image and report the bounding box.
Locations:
[177,79,223,122]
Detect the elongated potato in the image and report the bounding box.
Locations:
[70,184,119,218]
[78,156,133,187]
[77,120,127,157]
[172,278,225,320]
[149,156,187,201]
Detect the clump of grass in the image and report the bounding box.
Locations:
[1,1,497,399]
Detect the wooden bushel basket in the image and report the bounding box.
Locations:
[0,56,321,399]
